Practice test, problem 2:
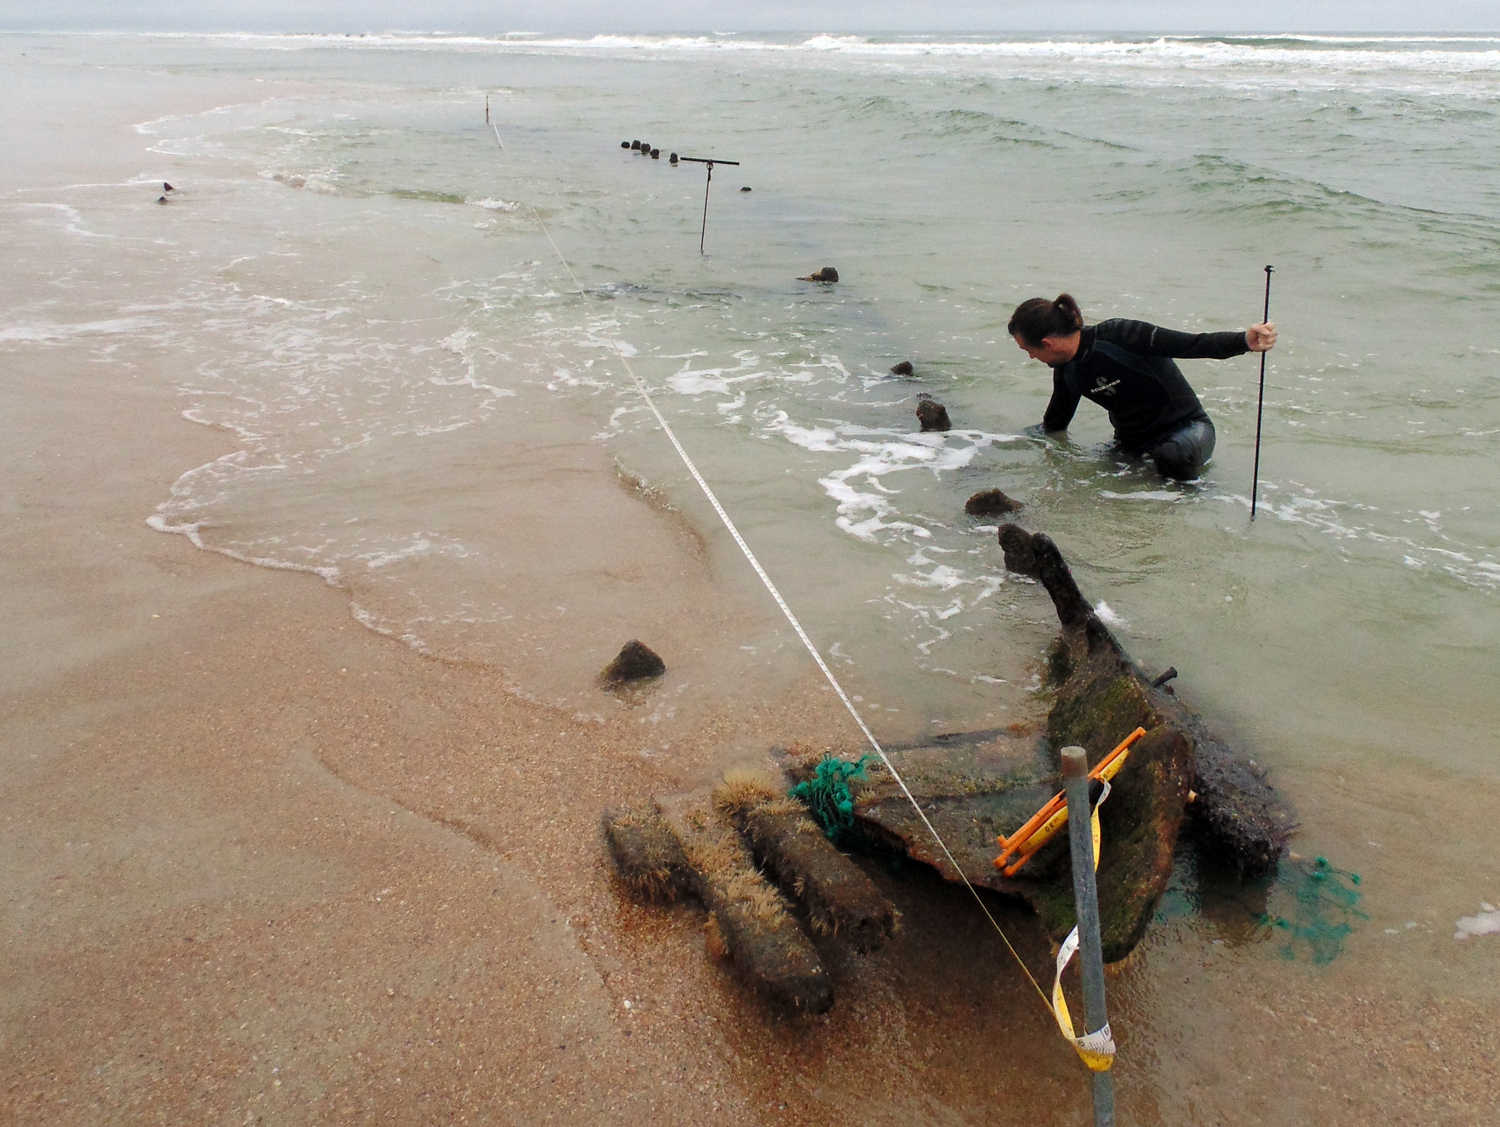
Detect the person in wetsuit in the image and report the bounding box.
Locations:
[1008,293,1277,481]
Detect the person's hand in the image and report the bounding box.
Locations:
[1246,321,1277,352]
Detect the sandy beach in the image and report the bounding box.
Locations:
[5,40,1499,1126]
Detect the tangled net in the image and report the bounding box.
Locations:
[789,755,876,844]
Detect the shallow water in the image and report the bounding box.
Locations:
[4,28,1500,1118]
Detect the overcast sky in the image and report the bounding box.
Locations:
[1,2,1496,34]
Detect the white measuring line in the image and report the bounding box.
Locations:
[489,121,1065,1023]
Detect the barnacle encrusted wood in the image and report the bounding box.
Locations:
[602,805,693,901]
[674,810,834,1013]
[713,769,897,953]
[604,800,834,1013]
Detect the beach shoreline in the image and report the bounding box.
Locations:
[4,38,1499,1125]
[6,281,1496,1127]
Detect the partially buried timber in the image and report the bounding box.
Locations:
[604,518,1294,1007]
[782,526,1293,962]
[664,800,835,1013]
[713,769,897,953]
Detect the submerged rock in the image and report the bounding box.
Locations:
[800,266,839,283]
[915,395,951,432]
[889,360,914,376]
[965,488,1022,517]
[602,639,666,684]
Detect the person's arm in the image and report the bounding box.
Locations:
[1099,318,1252,361]
[1042,367,1081,432]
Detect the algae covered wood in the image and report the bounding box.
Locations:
[799,718,1192,963]
[789,526,1290,963]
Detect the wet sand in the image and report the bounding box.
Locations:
[7,291,1499,1127]
[4,51,1498,1126]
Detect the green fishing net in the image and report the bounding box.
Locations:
[789,755,876,844]
[1262,856,1367,965]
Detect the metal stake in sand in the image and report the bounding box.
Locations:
[1250,264,1274,520]
[1062,746,1116,1127]
[678,156,740,254]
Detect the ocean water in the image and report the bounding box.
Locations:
[5,27,1500,1054]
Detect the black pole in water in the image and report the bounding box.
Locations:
[1250,265,1274,521]
[700,161,713,254]
[678,156,741,255]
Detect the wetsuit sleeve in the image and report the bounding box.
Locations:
[1042,367,1081,432]
[1102,318,1250,361]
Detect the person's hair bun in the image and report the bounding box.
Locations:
[1008,293,1084,345]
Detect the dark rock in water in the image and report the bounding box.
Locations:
[715,770,897,953]
[965,488,1022,517]
[621,141,631,149]
[669,152,679,164]
[889,360,914,376]
[631,140,641,150]
[800,266,839,283]
[602,639,666,683]
[740,186,751,192]
[915,396,951,432]
[157,196,169,204]
[602,805,694,901]
[638,141,650,154]
[650,148,660,159]
[163,182,175,191]
[998,523,1040,578]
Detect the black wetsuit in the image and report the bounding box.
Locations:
[1042,319,1249,480]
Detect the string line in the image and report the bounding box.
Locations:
[492,122,1057,1017]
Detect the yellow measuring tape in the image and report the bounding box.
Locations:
[994,728,1145,1071]
[1050,783,1117,1072]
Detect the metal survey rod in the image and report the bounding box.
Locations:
[1062,745,1116,1127]
[678,156,741,255]
[1250,264,1274,521]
